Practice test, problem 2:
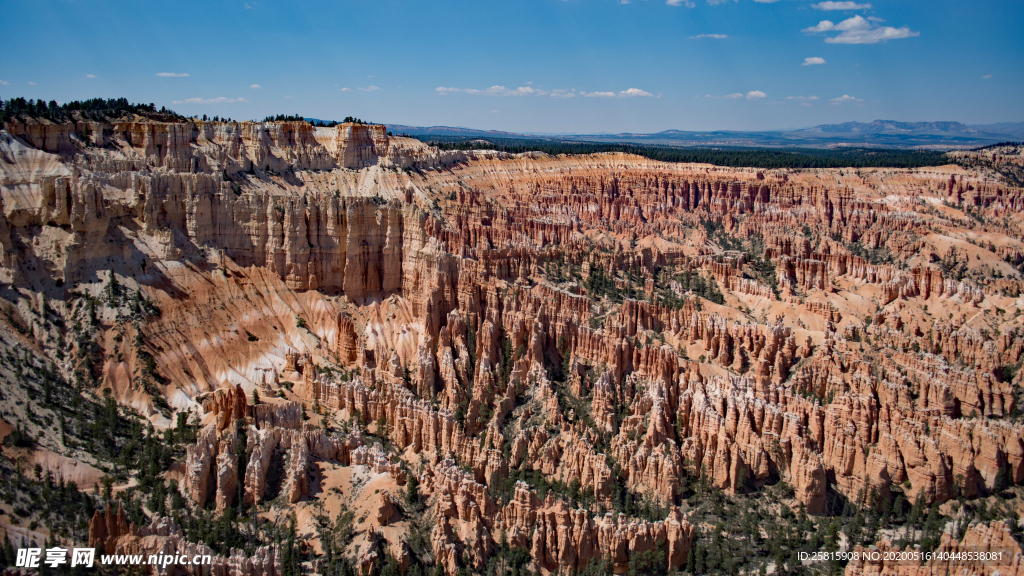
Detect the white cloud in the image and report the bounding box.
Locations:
[830,94,864,104]
[803,20,836,33]
[706,91,766,100]
[250,84,262,89]
[621,88,654,97]
[804,15,918,44]
[706,0,735,4]
[0,79,9,85]
[244,3,254,8]
[358,86,380,91]
[171,97,249,104]
[666,0,696,6]
[438,85,649,99]
[828,25,917,44]
[691,34,728,39]
[982,74,993,79]
[813,1,871,9]
[86,74,97,79]
[27,81,36,85]
[339,87,353,92]
[754,0,782,2]
[581,88,653,98]
[437,85,549,96]
[802,57,827,65]
[156,72,189,77]
[787,96,818,106]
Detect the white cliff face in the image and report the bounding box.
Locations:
[9,111,1024,576]
[0,118,470,287]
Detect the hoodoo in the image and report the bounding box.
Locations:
[2,107,1024,575]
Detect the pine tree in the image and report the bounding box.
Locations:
[406,474,421,510]
[2,529,16,568]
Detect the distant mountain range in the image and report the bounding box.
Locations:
[383,120,1024,150]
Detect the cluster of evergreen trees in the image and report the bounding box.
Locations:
[971,141,1023,151]
[0,95,388,128]
[418,135,951,169]
[262,114,306,122]
[0,97,181,122]
[306,117,373,127]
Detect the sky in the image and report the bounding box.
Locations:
[1,0,1022,133]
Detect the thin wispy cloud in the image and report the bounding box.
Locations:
[803,15,918,44]
[830,94,864,104]
[244,3,255,9]
[666,0,696,7]
[357,86,380,91]
[982,74,993,79]
[86,74,97,79]
[437,85,547,96]
[0,80,9,86]
[787,95,818,107]
[171,97,249,104]
[691,34,727,39]
[250,84,262,89]
[707,91,767,100]
[813,1,871,10]
[579,88,654,98]
[156,72,189,77]
[28,82,36,85]
[802,57,827,66]
[438,85,652,99]
[339,87,353,92]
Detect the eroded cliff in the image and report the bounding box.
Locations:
[3,114,1024,575]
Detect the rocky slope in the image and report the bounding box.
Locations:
[2,114,1024,575]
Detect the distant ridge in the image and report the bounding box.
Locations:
[969,121,1024,140]
[384,120,1024,150]
[385,124,527,138]
[802,120,986,135]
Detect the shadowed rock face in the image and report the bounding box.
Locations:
[6,117,1024,575]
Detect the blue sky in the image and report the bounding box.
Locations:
[1,0,1021,133]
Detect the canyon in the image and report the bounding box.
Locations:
[1,113,1023,575]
